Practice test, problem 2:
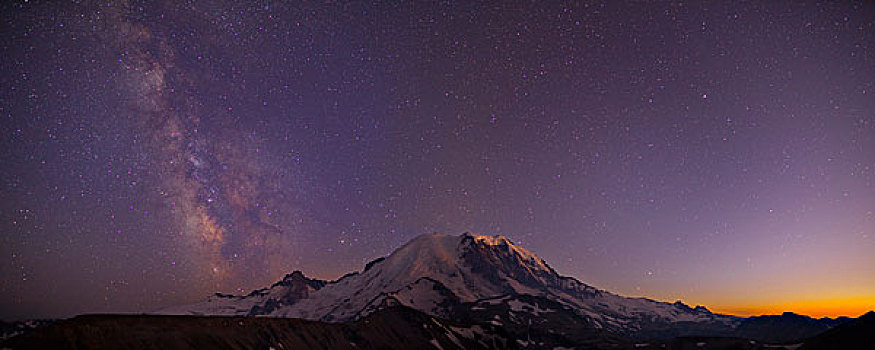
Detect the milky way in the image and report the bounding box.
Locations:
[1,1,873,320]
[99,1,313,289]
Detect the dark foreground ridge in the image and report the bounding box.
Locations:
[799,311,875,350]
[4,307,873,350]
[3,306,514,350]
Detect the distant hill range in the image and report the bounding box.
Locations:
[4,233,871,349]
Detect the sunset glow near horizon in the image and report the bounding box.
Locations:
[1,1,873,321]
[711,297,875,319]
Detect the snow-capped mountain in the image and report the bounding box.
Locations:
[6,233,858,349]
[160,233,737,339]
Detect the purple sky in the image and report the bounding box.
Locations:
[1,1,873,320]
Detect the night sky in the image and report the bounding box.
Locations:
[2,1,874,321]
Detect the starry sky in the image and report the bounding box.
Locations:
[2,1,874,321]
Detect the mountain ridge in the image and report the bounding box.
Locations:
[159,233,736,336]
[158,232,850,343]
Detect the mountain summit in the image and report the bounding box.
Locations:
[160,233,741,340]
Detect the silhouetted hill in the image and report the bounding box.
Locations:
[799,311,875,350]
[732,312,847,343]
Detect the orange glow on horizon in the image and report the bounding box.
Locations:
[711,296,875,318]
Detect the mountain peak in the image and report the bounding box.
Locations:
[462,232,513,245]
[461,232,554,272]
[280,270,307,281]
[672,300,711,314]
[381,232,547,279]
[271,270,324,288]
